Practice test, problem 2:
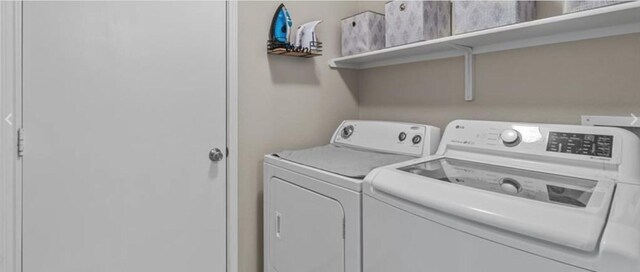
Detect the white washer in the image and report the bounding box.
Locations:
[264,120,441,272]
[363,120,640,272]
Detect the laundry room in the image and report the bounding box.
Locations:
[1,1,639,272]
[242,1,640,271]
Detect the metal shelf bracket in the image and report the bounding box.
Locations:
[447,43,474,101]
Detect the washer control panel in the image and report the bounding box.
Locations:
[439,120,630,166]
[332,120,441,157]
[546,132,613,158]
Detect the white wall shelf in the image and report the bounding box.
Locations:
[328,2,640,101]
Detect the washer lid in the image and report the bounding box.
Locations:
[370,157,616,251]
[275,144,415,179]
[400,158,599,208]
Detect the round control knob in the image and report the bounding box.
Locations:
[341,125,354,139]
[412,135,422,145]
[398,132,407,142]
[500,178,521,195]
[500,129,521,146]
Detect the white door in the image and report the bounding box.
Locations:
[21,2,227,271]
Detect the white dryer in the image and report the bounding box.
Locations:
[264,120,441,272]
[363,120,640,272]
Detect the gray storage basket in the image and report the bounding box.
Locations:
[341,11,385,56]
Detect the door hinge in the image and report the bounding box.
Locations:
[342,218,346,240]
[17,128,25,158]
[226,147,229,157]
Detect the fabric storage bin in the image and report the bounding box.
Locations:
[385,0,451,48]
[452,1,535,35]
[341,11,385,56]
[563,1,629,13]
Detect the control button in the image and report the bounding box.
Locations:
[500,129,521,146]
[412,135,422,145]
[341,125,354,139]
[500,178,521,195]
[398,132,407,142]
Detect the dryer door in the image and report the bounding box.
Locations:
[268,177,345,272]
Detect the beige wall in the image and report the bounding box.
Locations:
[359,33,640,130]
[237,2,360,272]
[238,2,640,272]
[357,1,640,129]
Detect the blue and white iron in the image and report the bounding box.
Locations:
[269,4,293,43]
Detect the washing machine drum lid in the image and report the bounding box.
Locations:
[370,159,617,252]
[275,144,415,179]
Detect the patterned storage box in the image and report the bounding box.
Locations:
[385,0,451,48]
[341,11,385,56]
[563,1,629,13]
[452,1,536,35]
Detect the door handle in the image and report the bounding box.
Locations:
[209,148,224,162]
[276,211,282,239]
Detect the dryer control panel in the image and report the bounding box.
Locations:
[332,120,441,157]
